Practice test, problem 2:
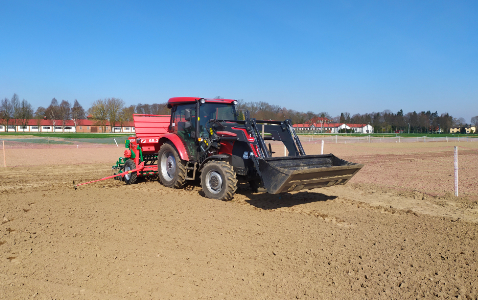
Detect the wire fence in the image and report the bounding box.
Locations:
[0,136,131,149]
[299,135,478,144]
[1,134,477,150]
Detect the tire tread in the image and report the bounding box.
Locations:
[158,143,187,188]
[201,160,237,201]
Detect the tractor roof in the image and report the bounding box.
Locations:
[167,97,236,108]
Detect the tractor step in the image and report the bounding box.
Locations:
[185,161,197,180]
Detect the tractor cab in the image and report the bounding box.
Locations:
[168,97,238,161]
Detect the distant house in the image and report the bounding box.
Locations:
[450,126,476,134]
[347,124,373,134]
[293,122,373,134]
[0,119,136,133]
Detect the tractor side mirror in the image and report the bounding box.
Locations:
[185,109,191,121]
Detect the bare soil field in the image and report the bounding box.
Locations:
[1,139,478,299]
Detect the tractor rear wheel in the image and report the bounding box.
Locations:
[158,143,187,188]
[200,161,237,201]
[123,159,137,185]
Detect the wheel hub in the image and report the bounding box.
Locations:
[161,152,176,181]
[206,171,223,194]
[124,166,131,181]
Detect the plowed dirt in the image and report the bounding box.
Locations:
[1,140,477,299]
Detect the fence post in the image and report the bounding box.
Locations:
[321,140,324,154]
[454,146,458,197]
[2,140,5,168]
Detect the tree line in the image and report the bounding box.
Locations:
[337,110,460,134]
[1,93,477,133]
[236,100,476,134]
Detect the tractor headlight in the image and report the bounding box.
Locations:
[233,100,238,105]
[200,99,205,104]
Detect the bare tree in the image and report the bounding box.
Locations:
[318,112,332,120]
[305,111,316,124]
[11,94,21,131]
[1,97,13,130]
[34,106,46,119]
[150,103,170,115]
[438,113,453,133]
[339,112,350,123]
[34,106,46,132]
[45,98,60,130]
[58,100,71,132]
[106,98,124,132]
[19,99,33,132]
[88,99,108,132]
[118,105,136,130]
[471,116,478,129]
[332,115,341,123]
[71,99,85,132]
[135,103,150,114]
[453,117,466,127]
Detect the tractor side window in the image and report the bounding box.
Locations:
[172,103,198,159]
[172,104,196,133]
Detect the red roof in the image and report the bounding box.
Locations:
[346,124,369,128]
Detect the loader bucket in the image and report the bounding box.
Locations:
[258,154,363,194]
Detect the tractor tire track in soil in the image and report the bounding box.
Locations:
[1,142,478,299]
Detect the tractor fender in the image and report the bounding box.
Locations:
[199,154,231,171]
[158,134,190,161]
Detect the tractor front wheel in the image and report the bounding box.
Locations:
[123,159,137,185]
[201,161,237,201]
[158,143,187,188]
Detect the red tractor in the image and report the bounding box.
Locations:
[105,97,363,200]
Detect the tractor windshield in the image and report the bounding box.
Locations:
[199,103,237,122]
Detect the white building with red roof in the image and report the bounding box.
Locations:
[0,118,136,133]
[293,122,373,133]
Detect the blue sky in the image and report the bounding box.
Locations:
[1,0,477,121]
